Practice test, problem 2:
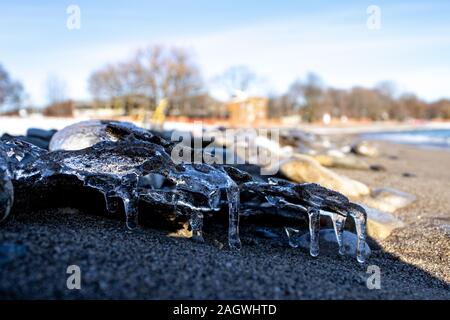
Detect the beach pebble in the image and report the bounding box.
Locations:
[26,128,57,141]
[280,154,370,197]
[369,164,386,171]
[361,204,405,240]
[362,187,416,213]
[402,172,416,177]
[212,239,224,250]
[351,141,379,157]
[313,153,371,170]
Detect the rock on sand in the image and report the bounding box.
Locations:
[361,204,405,240]
[351,140,379,157]
[280,154,370,197]
[313,153,371,170]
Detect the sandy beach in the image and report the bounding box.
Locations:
[0,140,449,299]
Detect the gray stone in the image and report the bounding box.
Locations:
[351,140,379,157]
[362,187,416,213]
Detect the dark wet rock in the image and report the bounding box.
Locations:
[3,135,242,249]
[1,120,370,263]
[240,178,368,263]
[1,133,50,150]
[26,128,57,141]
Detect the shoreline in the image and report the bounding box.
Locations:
[302,122,450,135]
[1,115,450,136]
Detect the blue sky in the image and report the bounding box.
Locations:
[1,0,449,106]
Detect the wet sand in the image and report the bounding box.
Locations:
[0,142,449,299]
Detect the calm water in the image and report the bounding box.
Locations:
[364,129,450,149]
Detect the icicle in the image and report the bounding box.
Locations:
[332,214,346,255]
[104,193,119,213]
[284,227,301,248]
[308,208,320,257]
[0,152,14,222]
[123,196,139,230]
[189,211,204,243]
[226,185,241,250]
[350,206,367,264]
[0,176,13,222]
[118,174,140,230]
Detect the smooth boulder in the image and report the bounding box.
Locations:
[361,204,405,240]
[280,154,370,197]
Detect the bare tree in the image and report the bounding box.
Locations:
[429,99,450,119]
[0,64,24,112]
[88,45,203,116]
[287,73,324,122]
[215,65,258,98]
[133,46,203,110]
[398,93,427,120]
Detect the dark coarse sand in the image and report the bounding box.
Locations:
[0,142,449,299]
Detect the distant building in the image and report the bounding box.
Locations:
[73,95,150,119]
[73,94,225,120]
[226,96,268,126]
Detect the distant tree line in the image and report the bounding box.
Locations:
[268,73,450,122]
[1,51,450,121]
